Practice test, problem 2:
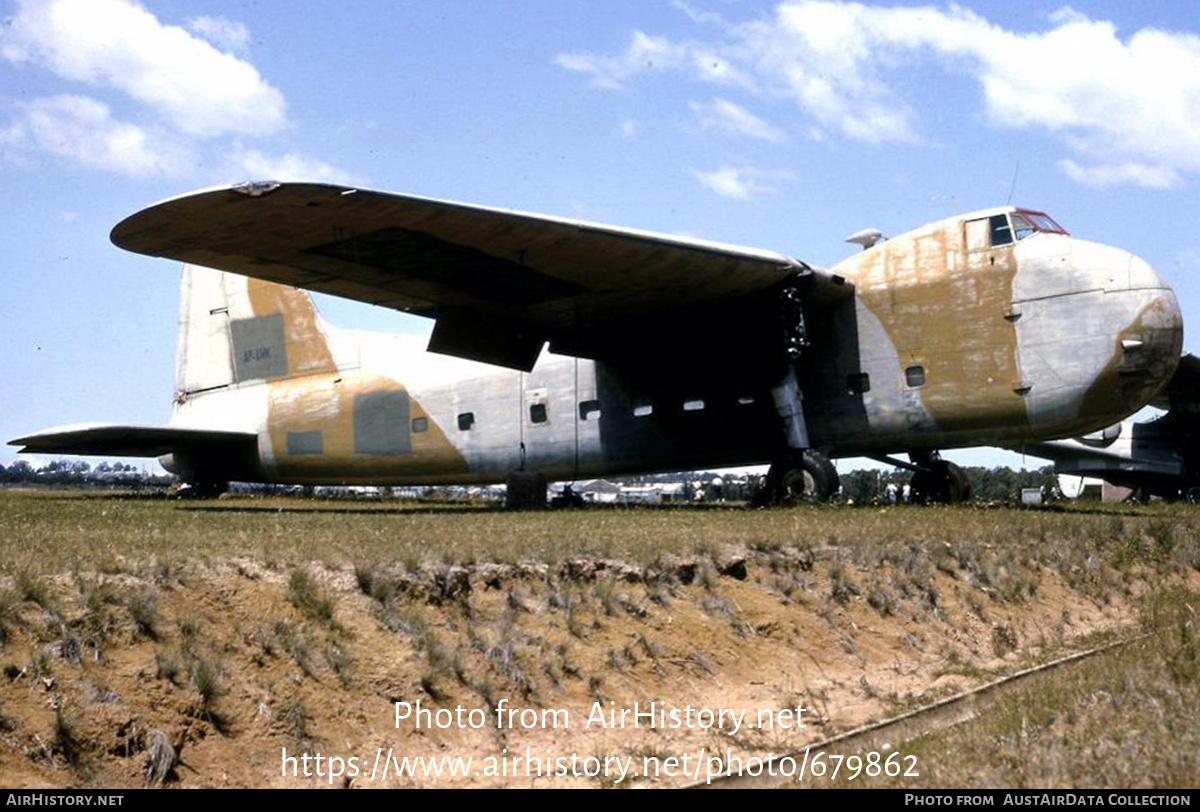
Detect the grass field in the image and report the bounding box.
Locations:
[0,488,1196,788]
[2,488,1197,573]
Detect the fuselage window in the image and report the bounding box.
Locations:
[847,372,870,395]
[905,365,926,388]
[412,417,429,433]
[683,399,705,411]
[737,395,755,405]
[530,403,548,424]
[579,400,601,420]
[989,214,1013,247]
[457,412,475,431]
[633,403,653,417]
[965,218,989,251]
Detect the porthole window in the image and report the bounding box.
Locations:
[683,399,705,411]
[737,395,755,405]
[579,400,601,421]
[412,417,429,433]
[633,403,653,417]
[847,372,870,395]
[905,366,926,387]
[530,403,548,424]
[457,412,475,431]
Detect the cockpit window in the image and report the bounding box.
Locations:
[1011,213,1036,241]
[1011,209,1068,241]
[1026,212,1066,233]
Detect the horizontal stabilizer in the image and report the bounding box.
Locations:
[8,424,257,458]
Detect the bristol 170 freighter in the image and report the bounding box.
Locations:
[11,183,1183,504]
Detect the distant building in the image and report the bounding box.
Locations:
[617,482,687,504]
[576,479,622,503]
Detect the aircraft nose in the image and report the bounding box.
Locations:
[1127,253,1166,292]
[1016,241,1183,437]
[1083,251,1182,420]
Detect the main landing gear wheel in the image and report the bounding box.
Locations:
[766,450,839,505]
[910,460,970,505]
[179,480,228,499]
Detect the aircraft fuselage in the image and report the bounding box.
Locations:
[160,205,1182,486]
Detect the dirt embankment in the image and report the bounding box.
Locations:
[0,536,1183,788]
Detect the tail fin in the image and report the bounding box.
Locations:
[175,265,338,400]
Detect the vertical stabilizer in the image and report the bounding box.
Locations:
[174,265,339,402]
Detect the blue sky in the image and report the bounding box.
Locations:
[1,0,1198,472]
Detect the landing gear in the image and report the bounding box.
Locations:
[766,449,839,505]
[757,280,840,505]
[177,480,228,499]
[908,453,970,504]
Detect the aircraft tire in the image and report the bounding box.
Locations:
[185,480,229,499]
[819,454,841,500]
[945,461,971,503]
[911,460,970,504]
[778,450,837,504]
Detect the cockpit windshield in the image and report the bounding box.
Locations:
[1011,209,1068,241]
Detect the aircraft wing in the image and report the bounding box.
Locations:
[8,424,257,458]
[111,182,849,370]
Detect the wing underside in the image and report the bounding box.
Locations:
[111,183,850,370]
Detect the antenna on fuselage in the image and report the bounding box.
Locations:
[1006,162,1020,206]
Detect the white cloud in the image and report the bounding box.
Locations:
[2,0,285,137]
[671,0,727,27]
[226,148,360,185]
[555,30,686,89]
[690,97,786,142]
[556,29,754,90]
[0,0,356,184]
[189,15,251,55]
[1059,159,1181,191]
[693,165,793,199]
[1,94,191,177]
[561,2,1200,187]
[0,97,353,182]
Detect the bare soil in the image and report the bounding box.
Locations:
[0,491,1195,788]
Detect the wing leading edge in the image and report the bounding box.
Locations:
[111,182,849,370]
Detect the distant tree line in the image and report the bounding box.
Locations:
[840,465,1060,505]
[1,458,1060,503]
[0,459,175,487]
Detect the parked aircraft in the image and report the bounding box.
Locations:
[1018,354,1200,501]
[9,183,1184,503]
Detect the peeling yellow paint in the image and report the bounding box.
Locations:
[266,370,469,481]
[833,218,1026,433]
[247,277,337,378]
